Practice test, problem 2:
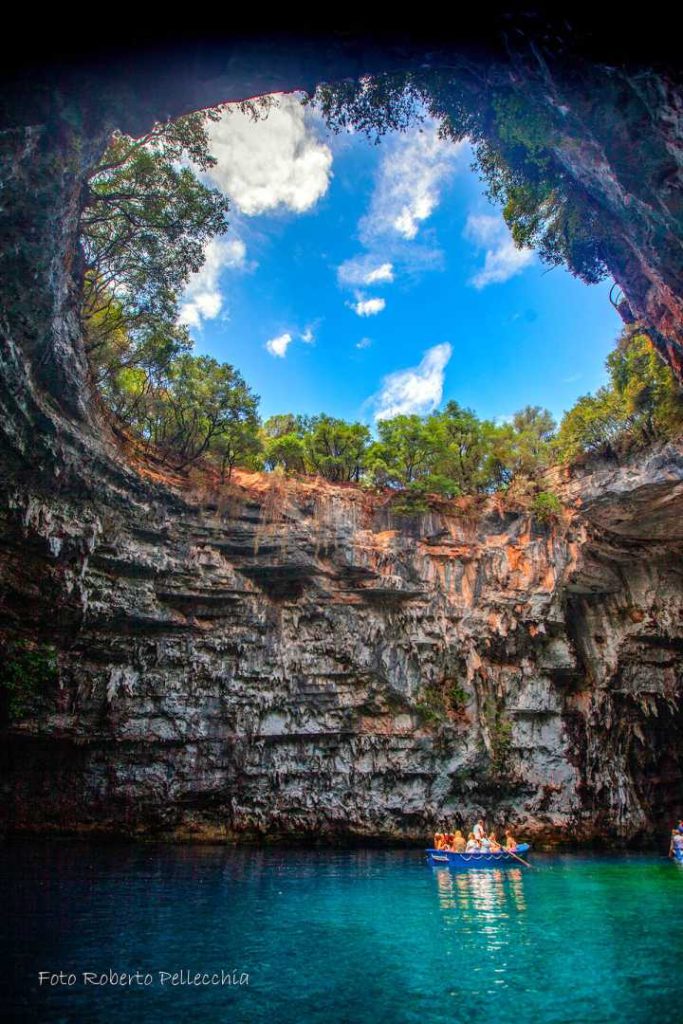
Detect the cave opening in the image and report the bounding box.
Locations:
[83,45,683,501]
[0,23,681,848]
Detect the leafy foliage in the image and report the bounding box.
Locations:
[82,110,229,339]
[482,693,514,779]
[110,350,260,474]
[302,416,371,483]
[264,414,371,483]
[556,329,683,461]
[82,110,231,437]
[365,401,556,497]
[531,490,563,523]
[0,641,58,722]
[259,400,557,496]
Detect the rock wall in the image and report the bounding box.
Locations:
[1,446,681,845]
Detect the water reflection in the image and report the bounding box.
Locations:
[431,866,528,989]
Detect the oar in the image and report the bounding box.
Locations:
[503,846,535,869]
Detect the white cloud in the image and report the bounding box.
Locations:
[336,122,464,305]
[365,262,394,284]
[351,297,386,317]
[361,127,465,245]
[356,337,372,350]
[372,343,452,421]
[301,327,315,344]
[464,213,534,288]
[178,236,247,329]
[205,94,333,215]
[337,257,394,287]
[265,332,293,358]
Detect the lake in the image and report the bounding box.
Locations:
[2,841,682,1023]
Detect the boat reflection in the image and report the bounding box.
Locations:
[432,866,527,956]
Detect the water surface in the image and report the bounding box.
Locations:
[2,841,682,1023]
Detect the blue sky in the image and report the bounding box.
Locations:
[179,94,621,428]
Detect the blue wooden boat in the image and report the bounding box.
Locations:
[426,843,531,868]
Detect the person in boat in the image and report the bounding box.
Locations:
[465,832,480,852]
[434,832,446,850]
[480,834,492,852]
[670,830,683,857]
[473,820,485,842]
[504,830,518,852]
[677,820,683,835]
[451,829,466,852]
[488,832,502,852]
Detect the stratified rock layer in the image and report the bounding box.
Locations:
[1,446,681,845]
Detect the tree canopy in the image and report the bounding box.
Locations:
[556,329,683,460]
[82,109,229,403]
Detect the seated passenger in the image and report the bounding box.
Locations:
[504,830,518,852]
[480,835,491,851]
[444,833,455,850]
[452,830,466,852]
[434,832,445,850]
[465,832,480,852]
[671,830,683,855]
[488,832,502,852]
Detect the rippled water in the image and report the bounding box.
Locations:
[2,841,682,1023]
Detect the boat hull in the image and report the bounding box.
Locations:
[426,843,531,868]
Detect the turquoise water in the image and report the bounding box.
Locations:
[2,842,682,1023]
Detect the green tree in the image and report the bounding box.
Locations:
[556,329,682,461]
[263,433,308,474]
[303,415,371,483]
[262,413,306,439]
[509,406,556,477]
[556,388,624,460]
[82,111,229,331]
[430,401,492,494]
[209,423,263,483]
[141,355,260,470]
[262,414,314,474]
[81,109,230,415]
[368,414,438,487]
[607,331,682,442]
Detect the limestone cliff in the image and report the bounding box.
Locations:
[1,444,681,845]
